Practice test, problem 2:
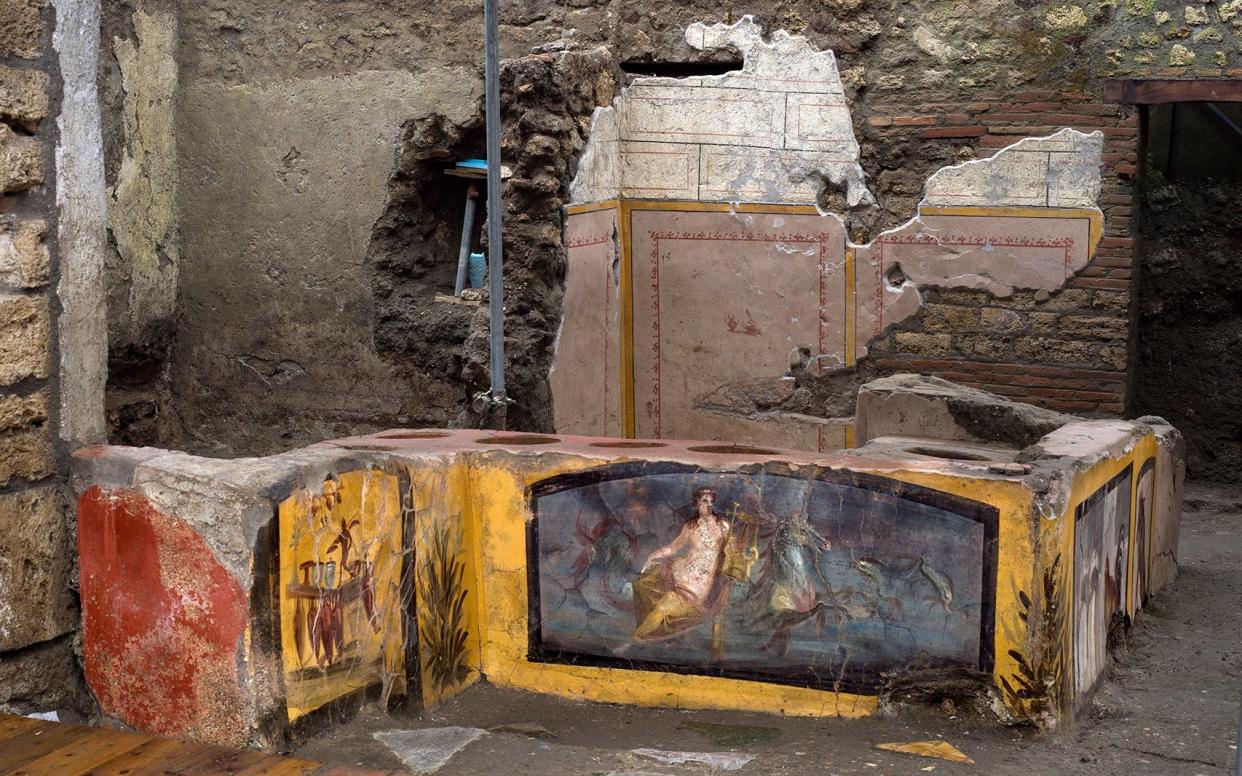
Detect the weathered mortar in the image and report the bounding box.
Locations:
[96,0,1227,452]
[366,47,615,436]
[0,0,105,716]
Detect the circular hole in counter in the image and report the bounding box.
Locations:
[686,444,779,456]
[589,441,669,449]
[906,446,991,462]
[376,431,451,440]
[476,435,562,446]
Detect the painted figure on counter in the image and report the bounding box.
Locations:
[633,488,743,642]
[287,478,381,670]
[531,465,995,691]
[734,507,836,655]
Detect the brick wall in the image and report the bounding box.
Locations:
[0,0,89,714]
[861,90,1137,416]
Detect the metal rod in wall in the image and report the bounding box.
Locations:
[484,0,508,426]
[454,183,479,296]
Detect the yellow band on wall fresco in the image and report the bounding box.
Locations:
[562,199,1103,449]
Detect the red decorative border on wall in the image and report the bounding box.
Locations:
[647,231,835,438]
[568,234,616,434]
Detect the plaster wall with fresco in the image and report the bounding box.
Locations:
[72,376,1182,746]
[551,17,1105,451]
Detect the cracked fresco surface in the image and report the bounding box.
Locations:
[278,471,406,722]
[555,17,1104,448]
[72,418,1183,742]
[529,463,996,692]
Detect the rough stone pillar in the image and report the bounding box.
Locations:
[0,0,104,715]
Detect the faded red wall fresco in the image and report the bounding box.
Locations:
[78,486,249,746]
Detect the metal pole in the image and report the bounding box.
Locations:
[454,183,479,296]
[484,0,507,427]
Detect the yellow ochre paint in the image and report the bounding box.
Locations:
[274,428,1166,726]
[408,462,484,710]
[1058,433,1159,664]
[462,455,1046,719]
[857,467,1039,719]
[278,470,405,722]
[618,202,636,438]
[919,205,1103,258]
[576,199,1096,440]
[844,245,857,367]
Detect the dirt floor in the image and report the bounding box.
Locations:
[296,482,1242,775]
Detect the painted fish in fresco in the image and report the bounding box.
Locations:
[853,557,884,589]
[850,557,911,622]
[917,557,955,612]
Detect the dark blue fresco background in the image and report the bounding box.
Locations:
[533,469,987,687]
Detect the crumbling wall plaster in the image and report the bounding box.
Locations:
[558,18,1106,448]
[54,0,109,447]
[923,128,1103,210]
[97,1,1148,453]
[106,9,179,374]
[571,17,874,208]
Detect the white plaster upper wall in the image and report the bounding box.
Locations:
[922,128,1103,209]
[569,16,875,207]
[568,106,620,204]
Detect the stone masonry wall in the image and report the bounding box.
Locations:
[96,0,1238,454]
[858,90,1137,416]
[0,0,91,715]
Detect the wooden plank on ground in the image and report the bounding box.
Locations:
[131,741,241,775]
[87,737,208,775]
[0,723,90,774]
[169,746,284,775]
[0,715,397,776]
[5,727,151,776]
[0,716,42,746]
[231,755,323,776]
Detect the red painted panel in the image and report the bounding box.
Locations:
[78,486,250,746]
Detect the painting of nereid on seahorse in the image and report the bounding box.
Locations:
[528,463,998,692]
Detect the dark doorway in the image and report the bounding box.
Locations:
[1116,80,1242,481]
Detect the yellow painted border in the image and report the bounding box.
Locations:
[623,200,825,215]
[566,199,620,215]
[467,453,1052,720]
[1056,432,1158,712]
[618,201,636,437]
[844,246,857,367]
[573,199,1101,443]
[920,206,1104,259]
[469,455,878,717]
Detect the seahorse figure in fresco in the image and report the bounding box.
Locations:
[736,510,843,657]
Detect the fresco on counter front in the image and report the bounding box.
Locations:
[527,463,998,692]
[1130,458,1156,614]
[1073,465,1132,698]
[278,470,405,721]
